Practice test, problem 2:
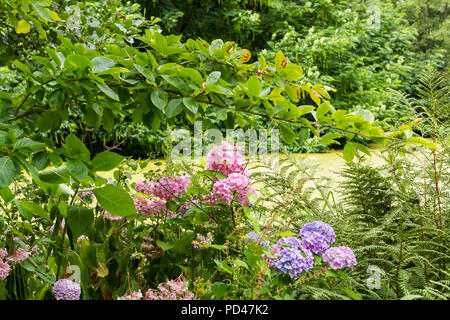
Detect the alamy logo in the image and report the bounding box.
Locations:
[170,121,280,170]
[366,265,381,290]
[367,5,381,30]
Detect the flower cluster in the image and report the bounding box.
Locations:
[144,276,195,300]
[136,174,191,200]
[134,197,176,218]
[322,246,357,270]
[263,221,356,279]
[0,258,10,281]
[213,173,256,205]
[117,290,143,300]
[206,140,248,177]
[0,248,10,281]
[246,231,269,248]
[141,236,164,260]
[5,249,31,264]
[264,236,314,280]
[192,232,213,250]
[206,141,257,206]
[52,279,81,300]
[103,210,124,221]
[299,220,336,254]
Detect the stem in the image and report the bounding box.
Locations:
[396,235,404,299]
[56,184,79,279]
[417,203,429,284]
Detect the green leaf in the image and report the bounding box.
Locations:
[32,3,54,22]
[151,89,168,111]
[67,160,88,181]
[279,64,304,81]
[0,187,14,203]
[92,57,116,74]
[298,105,315,117]
[93,185,136,217]
[247,76,262,97]
[165,99,183,118]
[134,63,155,82]
[96,82,119,101]
[316,101,331,118]
[63,134,90,163]
[206,71,221,85]
[91,152,124,171]
[320,133,341,145]
[280,124,295,145]
[201,244,228,250]
[16,20,31,34]
[13,138,45,151]
[181,68,203,86]
[339,287,362,300]
[31,152,50,170]
[65,54,92,71]
[214,260,234,275]
[38,166,70,184]
[102,108,115,132]
[407,137,438,150]
[48,89,67,110]
[211,282,228,300]
[343,142,356,162]
[353,142,371,156]
[274,51,286,72]
[66,205,94,239]
[15,200,50,221]
[277,231,295,237]
[0,157,16,188]
[156,240,175,251]
[183,97,199,114]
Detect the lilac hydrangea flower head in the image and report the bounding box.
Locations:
[264,236,314,279]
[52,279,81,300]
[246,231,260,243]
[299,220,336,254]
[246,232,269,248]
[322,246,357,270]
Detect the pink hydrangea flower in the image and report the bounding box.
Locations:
[322,246,357,270]
[117,290,143,300]
[0,248,7,260]
[103,211,124,221]
[144,276,195,300]
[6,249,31,264]
[0,261,10,280]
[134,197,176,218]
[206,141,248,177]
[135,174,191,200]
[212,173,257,205]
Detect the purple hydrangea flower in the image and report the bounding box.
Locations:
[322,246,357,270]
[264,236,314,279]
[52,279,81,300]
[299,221,336,254]
[246,232,269,249]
